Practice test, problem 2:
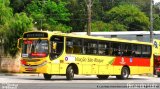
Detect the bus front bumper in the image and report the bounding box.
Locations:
[20,61,48,74]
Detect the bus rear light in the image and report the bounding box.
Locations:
[31,53,47,57]
[21,60,26,65]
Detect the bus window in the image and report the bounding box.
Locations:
[98,41,110,55]
[50,36,64,59]
[112,42,122,56]
[121,43,132,56]
[66,41,74,53]
[84,39,98,55]
[142,45,151,58]
[66,37,82,54]
[133,44,142,57]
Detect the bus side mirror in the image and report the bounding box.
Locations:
[17,38,22,50]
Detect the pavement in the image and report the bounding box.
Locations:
[0,72,40,76]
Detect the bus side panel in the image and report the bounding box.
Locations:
[113,66,122,75]
[98,57,114,75]
[50,61,60,74]
[130,66,139,74]
[139,67,152,74]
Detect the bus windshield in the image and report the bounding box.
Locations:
[22,40,48,58]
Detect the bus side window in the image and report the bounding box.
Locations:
[73,46,81,54]
[66,46,74,53]
[105,48,113,55]
[66,41,74,54]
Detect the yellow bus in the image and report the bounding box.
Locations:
[17,31,153,80]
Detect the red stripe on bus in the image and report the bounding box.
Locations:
[112,56,150,67]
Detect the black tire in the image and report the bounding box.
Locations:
[116,67,129,80]
[43,74,52,80]
[97,75,109,80]
[66,66,74,80]
[157,75,160,77]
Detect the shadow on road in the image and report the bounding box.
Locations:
[19,77,149,81]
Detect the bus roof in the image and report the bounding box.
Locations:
[72,31,160,36]
[23,31,152,45]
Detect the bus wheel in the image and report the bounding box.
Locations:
[66,66,74,80]
[43,74,52,80]
[97,75,109,80]
[116,67,129,80]
[157,75,160,77]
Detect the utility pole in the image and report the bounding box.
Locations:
[85,0,93,36]
[150,0,153,42]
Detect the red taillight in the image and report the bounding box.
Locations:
[31,52,46,57]
[21,60,26,65]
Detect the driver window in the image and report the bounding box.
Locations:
[50,36,64,60]
[52,42,57,53]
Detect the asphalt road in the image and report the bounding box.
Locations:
[0,74,160,89]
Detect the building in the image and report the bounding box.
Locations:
[73,31,160,42]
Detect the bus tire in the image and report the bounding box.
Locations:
[116,67,129,80]
[157,75,160,77]
[97,75,109,80]
[43,74,52,80]
[66,66,74,80]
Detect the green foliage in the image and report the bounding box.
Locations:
[10,0,31,13]
[91,21,109,32]
[0,0,13,52]
[153,14,160,31]
[105,4,150,31]
[25,0,71,32]
[0,0,33,57]
[0,0,12,25]
[90,21,126,32]
[107,21,127,31]
[62,0,87,32]
[4,12,33,57]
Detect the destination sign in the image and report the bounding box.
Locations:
[23,32,48,38]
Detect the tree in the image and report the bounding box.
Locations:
[154,2,160,31]
[0,0,13,32]
[62,0,87,32]
[25,0,71,32]
[0,0,13,56]
[4,12,33,57]
[105,4,150,31]
[10,0,32,13]
[153,14,160,31]
[91,21,109,32]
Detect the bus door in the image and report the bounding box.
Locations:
[49,36,64,74]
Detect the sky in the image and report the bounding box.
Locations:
[154,0,160,4]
